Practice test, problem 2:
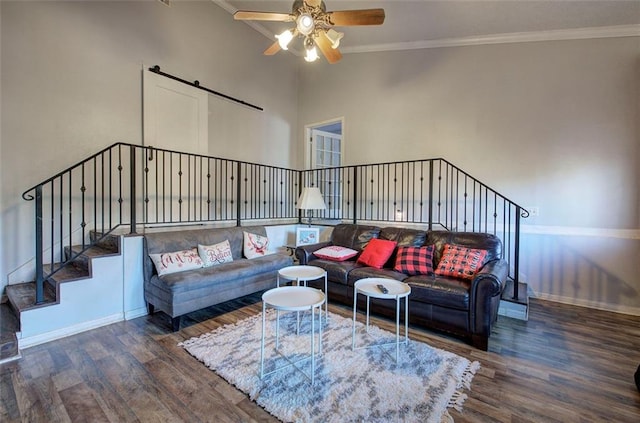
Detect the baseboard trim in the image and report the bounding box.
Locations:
[18,313,124,349]
[534,293,640,316]
[125,307,148,320]
[499,300,529,321]
[0,352,22,365]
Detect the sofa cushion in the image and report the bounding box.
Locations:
[394,245,435,275]
[434,244,488,280]
[348,267,409,284]
[313,245,358,262]
[405,275,471,310]
[143,226,269,281]
[380,227,428,267]
[379,227,427,247]
[330,223,380,251]
[308,259,363,286]
[198,240,233,267]
[356,238,397,269]
[151,253,291,294]
[149,248,204,276]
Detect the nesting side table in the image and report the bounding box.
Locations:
[352,277,411,362]
[260,286,325,385]
[277,265,328,324]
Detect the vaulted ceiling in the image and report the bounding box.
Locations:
[217,0,640,53]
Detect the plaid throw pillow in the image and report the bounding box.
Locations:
[394,245,435,275]
[435,244,488,280]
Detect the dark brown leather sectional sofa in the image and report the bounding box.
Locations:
[295,223,508,350]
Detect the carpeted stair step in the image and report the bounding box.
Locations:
[0,302,20,361]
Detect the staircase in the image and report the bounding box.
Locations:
[0,232,121,362]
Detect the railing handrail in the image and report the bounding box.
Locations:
[438,158,530,218]
[22,142,300,201]
[22,142,528,305]
[302,158,529,218]
[23,145,528,219]
[22,142,128,200]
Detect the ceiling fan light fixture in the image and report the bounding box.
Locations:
[276,29,294,50]
[324,28,344,49]
[304,45,319,62]
[297,13,315,35]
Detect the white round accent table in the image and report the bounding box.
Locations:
[277,265,328,324]
[352,277,411,362]
[260,286,326,385]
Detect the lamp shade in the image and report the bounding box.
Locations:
[297,187,326,210]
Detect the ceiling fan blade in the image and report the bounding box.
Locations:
[234,11,293,22]
[263,41,282,56]
[328,9,385,26]
[315,34,342,64]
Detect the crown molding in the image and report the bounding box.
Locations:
[342,24,640,54]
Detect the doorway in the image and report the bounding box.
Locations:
[304,118,344,218]
[304,118,343,170]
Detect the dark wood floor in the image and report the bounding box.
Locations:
[1,295,639,422]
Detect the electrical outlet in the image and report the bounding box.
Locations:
[527,206,539,217]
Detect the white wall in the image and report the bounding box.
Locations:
[0,1,300,292]
[298,37,640,313]
[2,1,638,315]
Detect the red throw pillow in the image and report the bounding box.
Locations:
[434,244,488,280]
[357,238,397,269]
[394,245,435,275]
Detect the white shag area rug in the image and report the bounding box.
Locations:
[179,310,479,423]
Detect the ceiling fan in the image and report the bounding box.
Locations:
[234,0,385,64]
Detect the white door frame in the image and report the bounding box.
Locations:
[304,117,345,169]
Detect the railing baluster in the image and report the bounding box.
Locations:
[236,162,241,226]
[50,181,54,274]
[427,160,433,230]
[513,206,521,300]
[59,177,63,273]
[68,171,72,261]
[35,185,44,304]
[129,146,136,233]
[23,144,529,307]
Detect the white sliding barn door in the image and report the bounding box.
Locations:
[143,69,208,155]
[142,69,209,225]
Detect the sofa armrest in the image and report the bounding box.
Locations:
[470,259,509,336]
[295,242,330,265]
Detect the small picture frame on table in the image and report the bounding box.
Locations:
[296,227,319,246]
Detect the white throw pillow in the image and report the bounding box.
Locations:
[149,248,204,276]
[243,231,270,259]
[198,240,233,267]
[313,245,358,262]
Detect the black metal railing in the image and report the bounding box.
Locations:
[22,143,527,305]
[302,159,529,292]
